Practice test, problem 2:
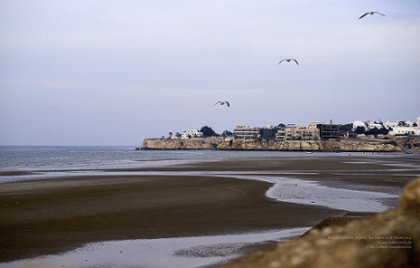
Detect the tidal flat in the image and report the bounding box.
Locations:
[1,152,419,267]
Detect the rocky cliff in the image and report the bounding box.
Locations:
[225,178,420,268]
[142,137,224,150]
[217,139,399,152]
[142,138,403,152]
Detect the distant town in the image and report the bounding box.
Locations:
[164,117,420,141]
[142,117,420,152]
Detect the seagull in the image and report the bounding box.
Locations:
[214,101,230,107]
[359,11,386,19]
[277,58,299,65]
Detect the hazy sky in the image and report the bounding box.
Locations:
[1,0,419,145]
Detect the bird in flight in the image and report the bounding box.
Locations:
[278,58,299,65]
[214,101,230,107]
[359,11,385,19]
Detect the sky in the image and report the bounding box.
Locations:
[1,0,419,145]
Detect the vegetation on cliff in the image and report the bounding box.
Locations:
[199,126,219,137]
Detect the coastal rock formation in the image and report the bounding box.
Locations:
[142,138,401,152]
[217,139,322,151]
[396,137,420,153]
[142,137,223,150]
[224,178,420,268]
[321,139,399,152]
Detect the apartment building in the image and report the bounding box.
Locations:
[275,124,320,141]
[261,125,279,140]
[317,124,342,140]
[234,126,261,140]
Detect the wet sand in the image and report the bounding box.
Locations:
[1,155,418,263]
[0,174,339,262]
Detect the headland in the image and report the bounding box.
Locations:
[142,137,420,152]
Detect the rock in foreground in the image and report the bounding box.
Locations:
[225,178,420,268]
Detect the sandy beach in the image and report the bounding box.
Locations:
[0,175,339,262]
[1,154,419,266]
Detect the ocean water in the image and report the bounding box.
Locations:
[0,146,415,172]
[0,146,170,171]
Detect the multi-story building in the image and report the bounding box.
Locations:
[317,124,342,140]
[275,129,286,140]
[261,125,279,140]
[309,122,324,128]
[234,126,261,140]
[275,124,320,141]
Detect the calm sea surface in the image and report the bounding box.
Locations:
[0,146,416,172]
[0,146,416,171]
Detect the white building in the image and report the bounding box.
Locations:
[387,116,420,136]
[180,130,203,139]
[384,117,419,131]
[353,121,383,130]
[366,121,383,130]
[354,117,420,136]
[353,121,365,130]
[389,127,420,136]
[383,121,398,130]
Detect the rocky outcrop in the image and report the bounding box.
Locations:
[142,137,420,152]
[321,139,400,152]
[396,137,420,153]
[142,138,402,152]
[217,139,322,151]
[224,178,420,268]
[142,137,224,150]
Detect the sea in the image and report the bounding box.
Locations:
[1,145,416,173]
[0,146,308,172]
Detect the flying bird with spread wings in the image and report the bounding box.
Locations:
[214,101,230,107]
[359,11,386,19]
[277,58,299,65]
